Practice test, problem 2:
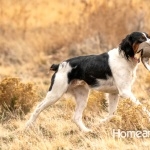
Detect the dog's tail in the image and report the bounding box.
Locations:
[50,64,59,71]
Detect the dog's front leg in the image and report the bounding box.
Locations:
[119,90,150,117]
[113,70,150,118]
[113,76,150,117]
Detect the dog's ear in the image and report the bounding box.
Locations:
[119,35,134,60]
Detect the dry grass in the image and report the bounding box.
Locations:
[0,0,150,149]
[0,90,150,150]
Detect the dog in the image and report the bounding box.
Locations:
[26,32,150,132]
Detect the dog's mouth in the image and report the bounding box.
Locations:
[137,42,150,71]
[141,46,150,71]
[141,57,150,71]
[134,49,143,63]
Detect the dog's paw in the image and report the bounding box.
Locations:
[25,121,35,130]
[80,126,92,133]
[99,118,108,124]
[99,115,116,124]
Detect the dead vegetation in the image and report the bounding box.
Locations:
[0,0,150,149]
[0,77,39,121]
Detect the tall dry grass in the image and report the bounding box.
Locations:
[0,0,150,149]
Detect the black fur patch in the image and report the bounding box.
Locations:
[49,73,56,91]
[67,53,112,87]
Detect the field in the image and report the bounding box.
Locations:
[0,0,150,149]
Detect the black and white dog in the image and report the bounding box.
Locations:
[26,32,150,132]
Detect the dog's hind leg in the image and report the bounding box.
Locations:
[26,62,70,128]
[100,93,119,123]
[71,85,91,132]
[108,94,119,115]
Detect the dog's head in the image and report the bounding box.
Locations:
[120,32,150,71]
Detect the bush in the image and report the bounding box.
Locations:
[0,77,39,117]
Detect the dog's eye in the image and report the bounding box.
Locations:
[138,37,146,43]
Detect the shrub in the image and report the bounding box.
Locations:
[0,77,39,117]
